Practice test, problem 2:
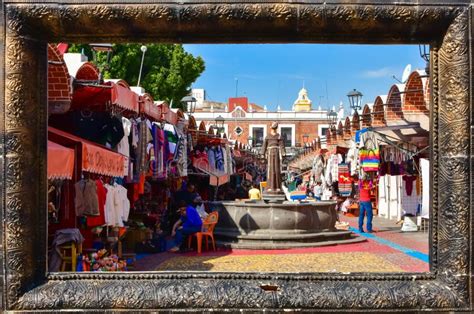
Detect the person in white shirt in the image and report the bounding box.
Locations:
[193,196,208,220]
[313,182,322,201]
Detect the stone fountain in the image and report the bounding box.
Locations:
[211,123,363,249]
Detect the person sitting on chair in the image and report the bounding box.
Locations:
[248,184,262,200]
[169,201,203,252]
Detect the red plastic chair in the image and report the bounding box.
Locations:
[187,212,219,254]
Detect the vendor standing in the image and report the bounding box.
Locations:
[169,201,202,252]
[358,176,373,233]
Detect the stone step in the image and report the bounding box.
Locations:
[217,236,366,250]
[215,230,353,241]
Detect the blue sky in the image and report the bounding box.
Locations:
[183,44,426,112]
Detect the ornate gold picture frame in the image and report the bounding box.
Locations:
[1,0,473,311]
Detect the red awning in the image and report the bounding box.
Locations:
[48,140,75,180]
[48,127,125,177]
[71,81,139,113]
[157,102,178,125]
[198,136,227,145]
[140,95,162,121]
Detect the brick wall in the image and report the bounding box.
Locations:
[361,105,371,128]
[404,72,429,114]
[200,119,326,145]
[372,97,385,126]
[47,44,71,103]
[351,112,360,132]
[386,85,404,122]
[76,62,99,81]
[344,117,352,139]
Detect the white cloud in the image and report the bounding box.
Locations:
[361,67,394,78]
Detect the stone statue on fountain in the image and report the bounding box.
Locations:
[261,122,286,202]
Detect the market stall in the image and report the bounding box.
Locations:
[71,79,139,114]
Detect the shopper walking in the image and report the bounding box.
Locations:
[358,176,373,233]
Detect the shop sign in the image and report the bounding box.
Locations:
[82,143,125,177]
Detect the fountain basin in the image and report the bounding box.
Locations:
[210,201,364,249]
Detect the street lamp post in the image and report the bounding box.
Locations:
[137,45,147,87]
[419,44,430,75]
[89,43,113,83]
[215,115,225,136]
[181,96,197,117]
[347,89,363,112]
[327,109,338,128]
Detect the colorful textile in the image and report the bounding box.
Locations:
[87,180,107,227]
[176,134,188,177]
[158,128,168,178]
[330,155,341,183]
[359,148,380,172]
[151,123,159,179]
[164,123,178,154]
[403,175,417,196]
[338,163,352,196]
[207,147,216,171]
[216,147,224,172]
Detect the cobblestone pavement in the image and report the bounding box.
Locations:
[133,215,429,273]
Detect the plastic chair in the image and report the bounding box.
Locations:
[187,212,219,254]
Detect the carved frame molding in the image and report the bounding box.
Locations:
[1,1,473,311]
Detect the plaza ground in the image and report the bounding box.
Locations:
[133,215,429,273]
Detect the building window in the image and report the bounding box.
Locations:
[280,127,293,147]
[232,108,246,118]
[252,127,264,147]
[234,126,243,136]
[320,127,329,137]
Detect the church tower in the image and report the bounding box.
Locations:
[293,87,312,112]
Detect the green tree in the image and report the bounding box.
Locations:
[68,43,205,109]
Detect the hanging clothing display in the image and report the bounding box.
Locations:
[164,123,178,155]
[104,183,130,227]
[225,144,234,175]
[215,146,224,172]
[116,117,131,176]
[150,123,160,179]
[360,131,380,172]
[207,147,216,171]
[401,177,419,216]
[87,180,107,227]
[146,141,155,177]
[174,129,188,177]
[74,178,99,216]
[312,155,325,183]
[325,154,342,185]
[136,120,150,175]
[346,140,359,176]
[338,163,352,196]
[403,175,417,196]
[157,126,169,179]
